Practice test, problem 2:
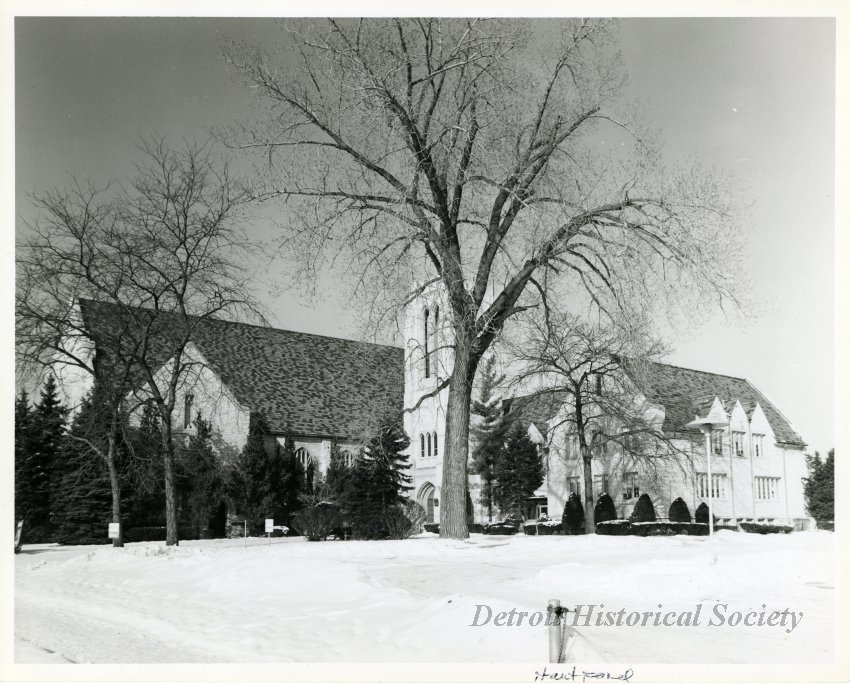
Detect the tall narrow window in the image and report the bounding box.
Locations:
[183,393,194,429]
[433,431,438,457]
[753,434,764,458]
[423,308,430,378]
[623,472,639,500]
[732,431,746,457]
[566,476,581,495]
[420,433,425,459]
[432,307,439,374]
[426,432,432,458]
[710,430,724,455]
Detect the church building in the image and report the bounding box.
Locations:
[70,294,813,532]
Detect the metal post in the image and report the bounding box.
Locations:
[705,428,716,565]
[547,598,562,663]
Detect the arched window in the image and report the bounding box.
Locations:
[433,431,438,457]
[432,306,439,373]
[183,393,194,429]
[420,433,425,459]
[423,307,431,378]
[426,432,432,458]
[294,447,313,468]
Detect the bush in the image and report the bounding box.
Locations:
[468,523,485,534]
[740,522,793,535]
[483,521,519,535]
[595,520,631,536]
[668,497,692,523]
[593,493,617,525]
[629,493,656,523]
[384,501,427,540]
[292,502,343,541]
[596,520,709,536]
[523,520,562,535]
[423,523,439,534]
[562,493,586,534]
[694,502,718,525]
[123,526,200,543]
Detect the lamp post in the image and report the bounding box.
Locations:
[686,403,729,566]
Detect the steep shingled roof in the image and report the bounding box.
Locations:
[77,298,404,439]
[639,362,805,447]
[503,391,566,436]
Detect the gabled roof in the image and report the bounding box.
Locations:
[639,362,805,447]
[77,298,404,440]
[503,391,566,436]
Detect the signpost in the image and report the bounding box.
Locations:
[14,520,24,554]
[265,518,273,547]
[108,522,120,541]
[685,399,729,566]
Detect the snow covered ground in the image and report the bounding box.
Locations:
[14,530,835,665]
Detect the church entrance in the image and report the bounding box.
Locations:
[418,482,437,523]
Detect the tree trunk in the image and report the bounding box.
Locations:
[105,432,124,548]
[440,339,478,539]
[581,446,595,535]
[160,417,179,546]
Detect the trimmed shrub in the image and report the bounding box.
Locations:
[740,522,793,535]
[597,521,709,536]
[629,493,656,523]
[292,502,343,541]
[694,502,718,525]
[668,497,692,523]
[593,493,617,525]
[523,521,563,535]
[468,523,485,534]
[595,520,631,536]
[562,492,586,535]
[423,523,439,534]
[483,521,519,535]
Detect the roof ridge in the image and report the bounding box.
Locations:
[651,360,747,382]
[79,297,403,353]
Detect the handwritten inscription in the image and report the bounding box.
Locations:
[534,666,634,683]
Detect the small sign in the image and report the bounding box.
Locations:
[264,518,274,533]
[108,522,120,539]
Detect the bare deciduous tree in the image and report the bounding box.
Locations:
[223,18,741,538]
[505,309,695,533]
[16,138,263,546]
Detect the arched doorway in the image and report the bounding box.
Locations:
[417,482,437,523]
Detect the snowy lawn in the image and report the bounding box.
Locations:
[15,530,834,664]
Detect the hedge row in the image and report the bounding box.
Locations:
[739,522,793,534]
[596,520,710,536]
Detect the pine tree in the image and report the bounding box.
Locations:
[325,443,353,501]
[470,356,508,521]
[14,390,35,525]
[179,412,225,538]
[804,449,834,523]
[339,413,412,539]
[492,422,544,520]
[124,401,166,529]
[270,430,306,525]
[52,392,113,545]
[28,375,68,540]
[227,412,273,533]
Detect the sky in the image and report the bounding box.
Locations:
[12,16,836,455]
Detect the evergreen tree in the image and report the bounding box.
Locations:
[325,443,353,501]
[562,492,586,534]
[179,412,225,538]
[227,412,273,533]
[492,423,543,520]
[804,449,834,523]
[593,493,617,525]
[123,401,166,528]
[339,413,412,539]
[270,431,306,524]
[27,376,68,539]
[14,390,36,525]
[470,356,508,522]
[52,392,113,545]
